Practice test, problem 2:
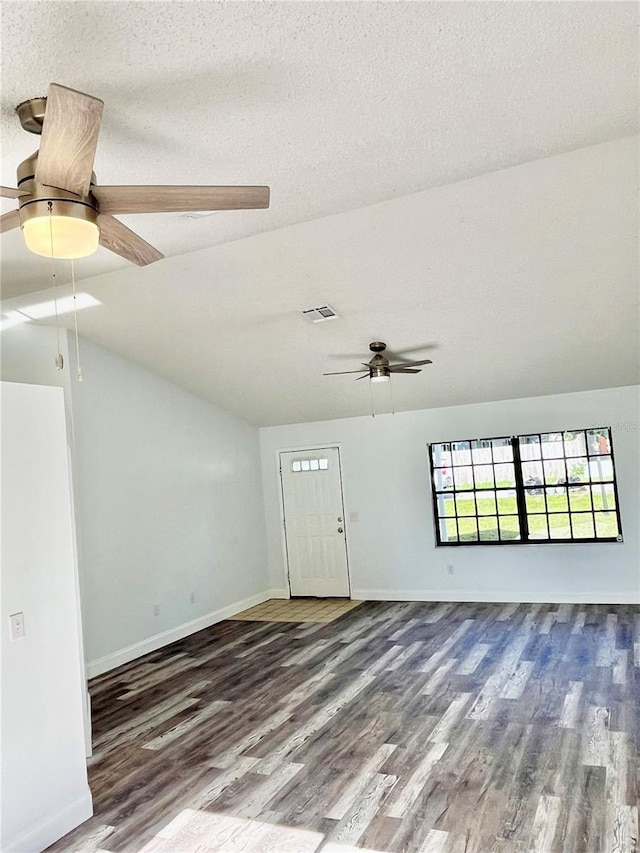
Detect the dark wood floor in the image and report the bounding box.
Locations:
[48,601,639,852]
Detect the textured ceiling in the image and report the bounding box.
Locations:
[0,2,638,425]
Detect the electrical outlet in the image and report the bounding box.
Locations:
[446,564,454,575]
[189,592,196,605]
[153,604,160,617]
[9,611,25,641]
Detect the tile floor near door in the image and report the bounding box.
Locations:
[48,600,639,852]
[231,597,363,623]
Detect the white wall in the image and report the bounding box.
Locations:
[1,326,271,676]
[260,385,640,603]
[67,338,270,675]
[1,382,92,852]
[0,323,72,425]
[1,323,93,754]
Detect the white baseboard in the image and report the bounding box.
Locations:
[87,589,281,678]
[351,588,640,605]
[267,587,290,599]
[3,788,93,853]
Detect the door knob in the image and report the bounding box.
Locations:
[337,516,343,522]
[337,527,344,533]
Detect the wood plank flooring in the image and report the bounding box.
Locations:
[47,601,639,852]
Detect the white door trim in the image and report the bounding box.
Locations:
[275,443,351,598]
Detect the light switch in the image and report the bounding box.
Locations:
[350,511,359,522]
[9,612,25,641]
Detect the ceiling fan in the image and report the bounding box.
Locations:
[0,83,270,266]
[323,341,433,383]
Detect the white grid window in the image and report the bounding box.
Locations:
[292,458,329,473]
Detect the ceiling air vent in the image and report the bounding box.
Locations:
[302,305,339,323]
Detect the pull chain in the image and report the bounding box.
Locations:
[389,375,395,415]
[70,259,83,381]
[48,203,64,370]
[369,377,375,418]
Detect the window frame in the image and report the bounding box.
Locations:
[428,427,623,546]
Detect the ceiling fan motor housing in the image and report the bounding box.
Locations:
[15,96,48,135]
[371,365,391,379]
[16,151,99,258]
[17,151,98,204]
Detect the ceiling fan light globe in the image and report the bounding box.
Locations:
[22,215,100,260]
[370,374,390,384]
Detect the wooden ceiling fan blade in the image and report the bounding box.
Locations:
[323,369,369,376]
[0,210,21,234]
[1,186,27,199]
[98,214,164,266]
[36,83,104,197]
[389,359,433,369]
[92,185,270,215]
[388,343,437,357]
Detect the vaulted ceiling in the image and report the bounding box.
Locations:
[1,2,638,425]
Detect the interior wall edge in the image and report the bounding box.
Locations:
[352,589,640,605]
[268,587,290,600]
[86,589,282,678]
[1,789,93,853]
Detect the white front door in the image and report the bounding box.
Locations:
[280,447,350,597]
